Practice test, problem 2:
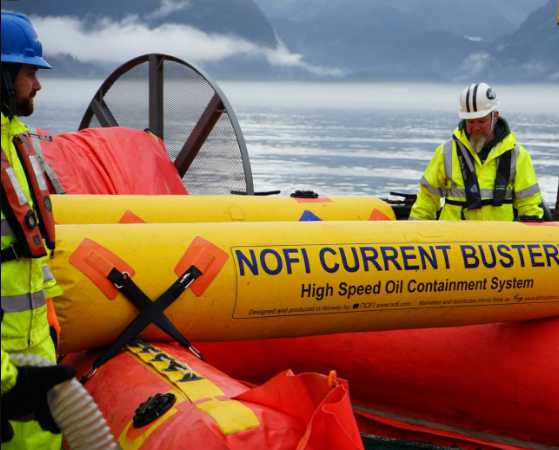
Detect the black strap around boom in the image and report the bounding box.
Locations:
[81,264,203,383]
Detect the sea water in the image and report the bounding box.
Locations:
[32,79,558,204]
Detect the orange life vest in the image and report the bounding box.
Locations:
[1,133,55,260]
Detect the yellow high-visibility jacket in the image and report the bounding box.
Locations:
[1,112,61,394]
[410,121,543,221]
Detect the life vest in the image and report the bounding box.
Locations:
[442,138,516,216]
[1,132,55,261]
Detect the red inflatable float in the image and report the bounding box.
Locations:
[65,340,363,450]
[197,318,559,448]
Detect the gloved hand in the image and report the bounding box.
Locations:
[1,364,76,441]
[1,405,15,443]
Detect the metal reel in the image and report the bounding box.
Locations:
[79,53,253,195]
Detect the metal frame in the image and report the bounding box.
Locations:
[148,54,164,138]
[79,53,254,194]
[174,94,223,177]
[90,98,118,127]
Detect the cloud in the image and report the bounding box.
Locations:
[464,35,483,42]
[147,0,192,20]
[517,62,548,77]
[454,51,491,81]
[32,15,344,77]
[270,37,346,77]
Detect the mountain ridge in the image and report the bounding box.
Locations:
[1,0,556,82]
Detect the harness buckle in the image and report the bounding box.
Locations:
[111,271,130,289]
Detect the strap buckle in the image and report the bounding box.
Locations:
[108,269,130,289]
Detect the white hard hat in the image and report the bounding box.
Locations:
[459,82,498,120]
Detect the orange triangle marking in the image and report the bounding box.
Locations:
[119,210,145,224]
[369,209,391,221]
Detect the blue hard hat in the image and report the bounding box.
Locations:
[1,11,51,69]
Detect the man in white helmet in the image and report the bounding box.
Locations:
[409,82,543,221]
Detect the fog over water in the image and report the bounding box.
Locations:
[33,79,558,204]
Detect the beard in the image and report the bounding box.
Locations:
[469,134,486,153]
[15,97,34,116]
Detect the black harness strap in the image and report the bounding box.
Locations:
[451,138,514,214]
[492,149,512,207]
[445,198,513,207]
[81,264,203,383]
[453,138,482,210]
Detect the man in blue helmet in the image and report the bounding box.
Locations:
[1,10,75,449]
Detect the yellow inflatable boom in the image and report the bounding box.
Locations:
[51,220,559,354]
[51,195,396,224]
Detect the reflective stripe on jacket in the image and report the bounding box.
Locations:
[410,126,543,221]
[1,113,58,392]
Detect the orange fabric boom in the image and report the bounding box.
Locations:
[38,127,187,195]
[64,341,364,450]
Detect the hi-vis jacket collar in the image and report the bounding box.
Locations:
[453,121,517,166]
[1,113,28,164]
[1,112,27,132]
